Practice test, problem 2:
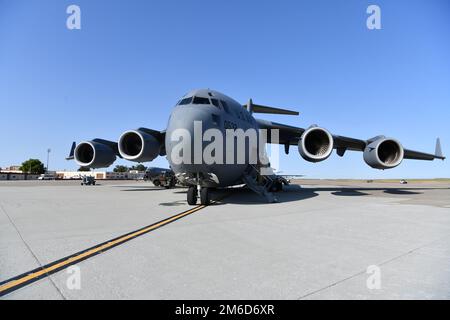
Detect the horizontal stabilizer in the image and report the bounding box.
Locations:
[252,104,299,115]
[245,99,299,116]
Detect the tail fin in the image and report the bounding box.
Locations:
[435,138,445,159]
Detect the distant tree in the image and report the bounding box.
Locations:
[130,164,147,172]
[113,165,129,173]
[19,159,45,174]
[78,166,90,172]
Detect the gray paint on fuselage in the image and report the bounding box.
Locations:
[165,89,261,187]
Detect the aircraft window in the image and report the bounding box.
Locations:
[178,97,192,105]
[220,100,230,113]
[211,98,220,108]
[193,96,211,104]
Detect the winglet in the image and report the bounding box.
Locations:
[435,138,445,160]
[66,141,76,160]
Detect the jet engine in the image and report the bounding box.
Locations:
[363,137,404,169]
[298,126,334,162]
[74,141,116,168]
[118,129,160,162]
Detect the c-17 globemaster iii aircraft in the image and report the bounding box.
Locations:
[67,89,445,205]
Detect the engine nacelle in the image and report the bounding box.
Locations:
[74,141,116,168]
[298,127,334,162]
[118,130,160,162]
[363,137,404,169]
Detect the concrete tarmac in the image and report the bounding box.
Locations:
[0,180,449,299]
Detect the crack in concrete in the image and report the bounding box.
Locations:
[296,235,449,300]
[0,203,66,300]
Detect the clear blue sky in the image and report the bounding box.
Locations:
[1,0,449,178]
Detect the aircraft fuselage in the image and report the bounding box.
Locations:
[165,89,260,188]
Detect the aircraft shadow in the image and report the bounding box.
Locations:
[383,189,422,195]
[159,200,187,206]
[218,185,447,205]
[119,186,185,192]
[222,185,319,205]
[304,187,431,196]
[122,188,166,192]
[117,184,446,206]
[331,189,369,196]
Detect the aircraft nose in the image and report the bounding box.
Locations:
[167,107,215,138]
[165,106,220,169]
[169,106,211,129]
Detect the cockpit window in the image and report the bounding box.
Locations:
[220,100,230,114]
[211,98,220,108]
[178,97,192,105]
[192,96,210,105]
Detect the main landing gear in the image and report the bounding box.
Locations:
[187,186,210,206]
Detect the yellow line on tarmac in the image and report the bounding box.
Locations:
[0,204,206,296]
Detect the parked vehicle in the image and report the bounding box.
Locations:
[38,173,56,180]
[144,167,177,188]
[81,176,96,185]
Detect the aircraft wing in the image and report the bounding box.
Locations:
[333,136,444,160]
[256,119,445,161]
[256,119,365,150]
[404,138,444,160]
[256,119,304,145]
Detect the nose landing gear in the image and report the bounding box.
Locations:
[187,186,197,205]
[200,187,210,205]
[187,186,210,205]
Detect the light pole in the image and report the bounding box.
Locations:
[46,148,51,173]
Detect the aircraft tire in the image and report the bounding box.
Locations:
[276,181,283,192]
[187,186,197,205]
[200,188,210,206]
[271,181,282,192]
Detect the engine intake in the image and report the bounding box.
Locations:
[74,141,116,168]
[118,130,160,162]
[298,127,334,162]
[363,137,404,169]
